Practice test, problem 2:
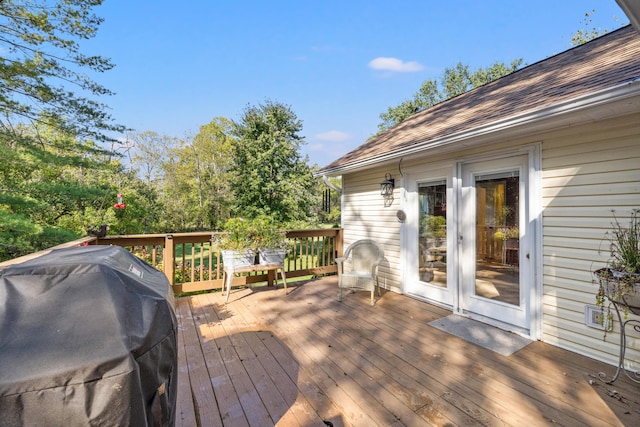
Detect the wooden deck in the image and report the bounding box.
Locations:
[174,276,640,426]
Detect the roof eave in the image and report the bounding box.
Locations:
[319,79,640,177]
[617,0,640,33]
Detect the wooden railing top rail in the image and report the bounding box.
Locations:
[285,228,343,237]
[93,228,343,245]
[0,228,344,294]
[0,228,344,269]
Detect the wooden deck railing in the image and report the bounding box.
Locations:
[0,228,343,294]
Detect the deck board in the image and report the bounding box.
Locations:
[176,298,222,427]
[175,277,640,426]
[175,299,198,427]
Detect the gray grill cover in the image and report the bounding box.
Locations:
[0,246,177,426]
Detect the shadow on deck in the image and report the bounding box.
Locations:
[175,276,640,426]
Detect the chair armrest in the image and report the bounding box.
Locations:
[370,259,383,277]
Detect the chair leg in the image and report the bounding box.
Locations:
[337,286,343,302]
[370,289,375,306]
[224,270,232,304]
[280,268,288,295]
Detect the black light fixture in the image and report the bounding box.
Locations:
[380,173,395,196]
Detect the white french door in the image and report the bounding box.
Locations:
[404,166,455,306]
[402,149,539,335]
[459,155,531,330]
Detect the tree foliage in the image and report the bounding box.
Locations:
[129,131,176,186]
[0,3,330,262]
[230,101,316,223]
[189,118,235,229]
[0,122,162,260]
[153,118,235,231]
[0,0,125,145]
[125,111,321,234]
[378,59,523,132]
[570,9,624,46]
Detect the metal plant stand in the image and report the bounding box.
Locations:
[598,299,640,384]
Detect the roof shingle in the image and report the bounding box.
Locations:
[320,25,640,172]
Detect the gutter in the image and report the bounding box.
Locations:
[319,79,640,176]
[617,0,640,33]
[321,174,342,193]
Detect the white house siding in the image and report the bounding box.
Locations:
[541,112,640,366]
[339,113,640,366]
[342,166,403,292]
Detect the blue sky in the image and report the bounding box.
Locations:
[86,1,628,167]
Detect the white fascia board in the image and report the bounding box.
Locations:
[321,79,640,176]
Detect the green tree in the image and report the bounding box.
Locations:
[0,0,125,144]
[190,117,235,229]
[378,59,523,132]
[0,120,165,261]
[127,131,192,231]
[0,123,111,260]
[157,118,235,231]
[129,131,176,186]
[106,168,163,235]
[570,9,625,46]
[231,101,316,223]
[153,136,193,231]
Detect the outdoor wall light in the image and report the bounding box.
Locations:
[380,173,395,196]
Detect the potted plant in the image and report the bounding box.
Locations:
[594,209,640,321]
[253,215,289,265]
[215,217,259,269]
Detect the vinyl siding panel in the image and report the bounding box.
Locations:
[339,113,640,366]
[542,113,640,365]
[342,166,402,291]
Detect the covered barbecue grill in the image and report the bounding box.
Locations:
[0,245,177,426]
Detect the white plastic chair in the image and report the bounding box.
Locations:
[336,239,384,306]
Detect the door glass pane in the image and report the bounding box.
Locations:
[418,181,447,286]
[475,172,519,304]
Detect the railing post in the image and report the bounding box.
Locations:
[163,234,174,285]
[1,229,344,293]
[335,228,344,261]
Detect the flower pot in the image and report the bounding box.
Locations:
[595,268,640,315]
[222,249,256,269]
[258,248,287,265]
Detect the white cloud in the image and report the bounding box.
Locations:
[368,57,424,72]
[315,130,350,142]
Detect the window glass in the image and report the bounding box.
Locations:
[418,181,447,286]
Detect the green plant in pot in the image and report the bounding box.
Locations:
[253,215,289,265]
[215,217,260,269]
[494,226,519,241]
[594,209,640,324]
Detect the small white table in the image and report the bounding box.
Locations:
[223,263,287,303]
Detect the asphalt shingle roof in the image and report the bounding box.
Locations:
[320,25,640,173]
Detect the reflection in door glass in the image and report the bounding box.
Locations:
[475,172,519,305]
[418,181,447,287]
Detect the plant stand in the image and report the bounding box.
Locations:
[598,298,640,384]
[595,270,640,384]
[223,262,287,304]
